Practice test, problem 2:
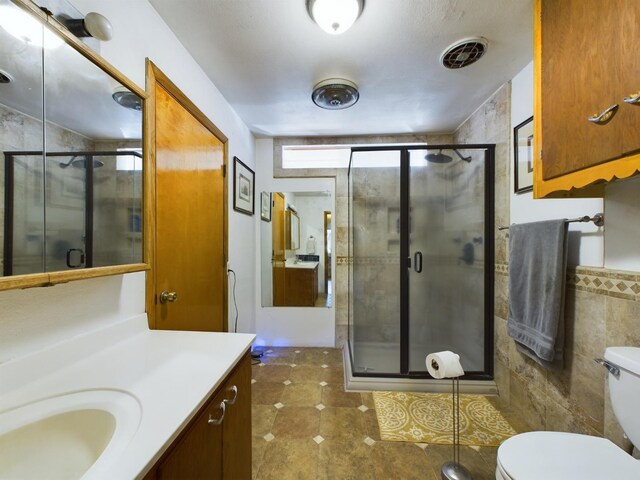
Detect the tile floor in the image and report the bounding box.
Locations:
[251,347,529,480]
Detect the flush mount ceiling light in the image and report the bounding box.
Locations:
[440,37,489,69]
[64,12,113,41]
[306,0,364,35]
[312,78,359,110]
[112,86,142,111]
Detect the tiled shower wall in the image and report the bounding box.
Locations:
[455,84,639,450]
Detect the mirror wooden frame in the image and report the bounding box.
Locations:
[0,0,150,292]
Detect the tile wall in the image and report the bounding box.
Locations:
[455,84,640,451]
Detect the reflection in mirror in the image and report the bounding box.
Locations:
[261,191,332,308]
[0,0,143,277]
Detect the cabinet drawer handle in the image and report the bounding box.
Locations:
[588,104,619,125]
[207,401,226,425]
[623,92,640,105]
[223,385,238,405]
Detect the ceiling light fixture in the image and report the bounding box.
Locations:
[312,78,359,110]
[306,0,364,35]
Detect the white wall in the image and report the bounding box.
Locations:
[254,139,335,347]
[510,62,604,267]
[0,0,256,364]
[604,176,640,271]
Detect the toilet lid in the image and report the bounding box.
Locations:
[497,432,640,480]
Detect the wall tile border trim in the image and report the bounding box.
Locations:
[495,263,640,301]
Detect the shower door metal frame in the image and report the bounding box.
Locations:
[3,150,142,276]
[348,144,495,380]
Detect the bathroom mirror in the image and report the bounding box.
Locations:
[286,209,300,250]
[0,0,147,289]
[261,191,332,308]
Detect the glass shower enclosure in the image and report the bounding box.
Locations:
[347,145,494,380]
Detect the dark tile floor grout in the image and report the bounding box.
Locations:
[251,347,527,480]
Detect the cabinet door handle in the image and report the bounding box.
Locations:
[207,401,226,425]
[223,385,238,405]
[588,104,619,125]
[623,92,640,105]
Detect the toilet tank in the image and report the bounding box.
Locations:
[604,347,640,448]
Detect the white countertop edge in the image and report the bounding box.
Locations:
[285,261,319,269]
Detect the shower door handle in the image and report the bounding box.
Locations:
[414,251,423,273]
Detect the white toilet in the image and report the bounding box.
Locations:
[496,347,640,479]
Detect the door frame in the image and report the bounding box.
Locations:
[144,60,229,330]
[347,144,495,380]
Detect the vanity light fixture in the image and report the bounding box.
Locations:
[306,0,364,35]
[0,4,63,48]
[64,12,113,41]
[312,78,359,110]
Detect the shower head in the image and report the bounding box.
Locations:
[453,150,472,163]
[425,150,452,164]
[424,149,472,164]
[59,156,104,169]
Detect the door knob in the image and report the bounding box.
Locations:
[160,291,178,304]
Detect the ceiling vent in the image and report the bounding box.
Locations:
[312,78,359,110]
[440,37,488,69]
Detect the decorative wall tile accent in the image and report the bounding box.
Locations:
[495,263,640,301]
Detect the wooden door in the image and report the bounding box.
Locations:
[151,67,226,331]
[272,193,285,306]
[541,0,621,179]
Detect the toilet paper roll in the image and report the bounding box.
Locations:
[426,351,465,379]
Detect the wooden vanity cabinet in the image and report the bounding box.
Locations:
[534,0,640,198]
[144,351,251,480]
[284,265,318,306]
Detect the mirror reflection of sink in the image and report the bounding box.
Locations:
[0,389,141,480]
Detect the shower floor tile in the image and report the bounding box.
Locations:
[251,346,504,480]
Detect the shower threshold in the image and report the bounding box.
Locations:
[342,346,498,395]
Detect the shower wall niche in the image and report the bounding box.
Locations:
[348,145,494,380]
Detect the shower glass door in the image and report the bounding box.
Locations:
[45,154,87,272]
[348,145,494,379]
[408,148,489,374]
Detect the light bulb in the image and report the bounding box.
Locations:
[308,0,363,35]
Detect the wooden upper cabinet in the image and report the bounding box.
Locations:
[534,0,640,197]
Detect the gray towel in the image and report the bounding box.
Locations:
[507,219,568,370]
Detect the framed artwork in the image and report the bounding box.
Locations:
[233,156,255,215]
[514,116,534,193]
[260,191,271,222]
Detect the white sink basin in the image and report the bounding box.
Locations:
[0,389,141,479]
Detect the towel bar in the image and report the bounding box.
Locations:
[498,213,604,231]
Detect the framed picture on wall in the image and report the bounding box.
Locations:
[233,156,255,215]
[260,191,271,222]
[514,116,534,193]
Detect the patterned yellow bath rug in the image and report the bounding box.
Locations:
[372,391,517,446]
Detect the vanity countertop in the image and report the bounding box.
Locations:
[285,261,319,269]
[0,314,254,479]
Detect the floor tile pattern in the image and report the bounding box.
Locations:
[251,347,528,480]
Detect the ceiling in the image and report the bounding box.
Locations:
[148,0,533,138]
